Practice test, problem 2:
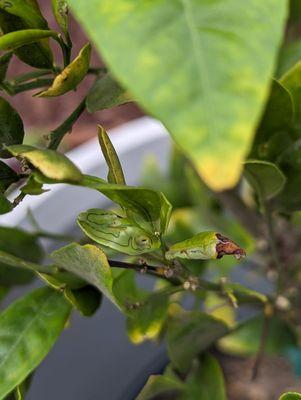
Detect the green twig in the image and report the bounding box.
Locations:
[251,312,270,381]
[48,97,86,150]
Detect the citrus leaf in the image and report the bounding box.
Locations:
[86,73,130,113]
[63,286,101,317]
[77,208,161,256]
[97,125,125,184]
[7,145,82,183]
[280,393,301,400]
[37,43,91,97]
[51,0,69,38]
[244,159,286,199]
[0,29,58,51]
[0,193,12,214]
[167,309,228,373]
[68,0,287,191]
[0,287,71,399]
[0,97,24,158]
[51,243,120,309]
[0,0,47,28]
[0,161,18,192]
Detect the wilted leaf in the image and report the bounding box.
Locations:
[7,145,82,183]
[0,97,24,158]
[37,43,91,97]
[0,29,58,51]
[68,0,287,190]
[51,243,120,309]
[86,73,129,113]
[167,309,228,372]
[77,208,161,256]
[0,287,71,399]
[97,125,125,185]
[244,159,286,199]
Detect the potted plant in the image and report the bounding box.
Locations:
[1,0,301,399]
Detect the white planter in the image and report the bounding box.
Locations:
[2,117,171,400]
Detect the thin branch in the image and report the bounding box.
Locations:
[251,313,270,381]
[48,97,86,150]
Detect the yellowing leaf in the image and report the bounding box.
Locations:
[37,43,91,97]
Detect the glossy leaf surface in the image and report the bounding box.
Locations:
[0,287,71,399]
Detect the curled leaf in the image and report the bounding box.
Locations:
[165,231,245,261]
[37,43,91,97]
[7,144,82,183]
[77,208,161,255]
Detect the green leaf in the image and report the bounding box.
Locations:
[225,283,267,305]
[21,175,46,195]
[6,373,33,400]
[51,243,120,309]
[64,286,102,317]
[280,393,301,400]
[81,175,172,234]
[0,0,47,29]
[68,0,287,191]
[0,10,53,69]
[275,142,301,211]
[0,97,24,158]
[7,145,82,183]
[280,61,301,127]
[182,353,226,400]
[127,291,169,344]
[219,315,297,356]
[0,287,71,399]
[251,80,294,157]
[37,43,91,97]
[0,29,58,51]
[0,226,43,287]
[244,159,286,199]
[0,52,12,82]
[77,208,161,256]
[86,73,130,113]
[167,309,228,373]
[0,161,18,192]
[97,125,125,184]
[51,0,69,39]
[277,39,301,77]
[136,373,184,400]
[0,193,12,214]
